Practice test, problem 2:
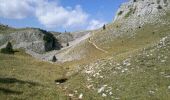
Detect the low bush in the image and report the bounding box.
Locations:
[118,11,123,16]
[1,42,14,54]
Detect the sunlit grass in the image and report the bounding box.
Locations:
[0,50,67,100]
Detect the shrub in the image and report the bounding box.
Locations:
[66,42,69,46]
[118,11,123,16]
[43,35,53,43]
[1,42,14,54]
[125,8,134,18]
[133,0,137,2]
[103,24,106,30]
[157,5,162,9]
[52,55,57,62]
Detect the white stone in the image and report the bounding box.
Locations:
[100,76,104,78]
[102,93,107,97]
[68,94,74,97]
[161,60,166,63]
[87,85,93,89]
[109,92,113,95]
[98,85,107,93]
[168,86,170,89]
[79,93,83,99]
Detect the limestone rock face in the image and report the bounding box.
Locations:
[0,28,62,54]
[113,0,170,33]
[115,0,170,21]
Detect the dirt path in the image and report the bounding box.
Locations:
[88,32,108,53]
[88,40,108,53]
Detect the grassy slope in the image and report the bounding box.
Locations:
[62,17,170,73]
[64,28,170,100]
[0,23,170,100]
[59,14,170,99]
[0,50,68,100]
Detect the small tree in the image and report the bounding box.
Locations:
[103,24,106,30]
[66,42,69,46]
[118,11,123,15]
[1,42,14,54]
[157,5,162,9]
[52,55,57,62]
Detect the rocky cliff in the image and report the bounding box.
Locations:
[0,26,62,54]
[114,0,170,28]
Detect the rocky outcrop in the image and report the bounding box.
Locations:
[53,31,91,48]
[114,0,170,30]
[0,24,93,62]
[115,0,170,21]
[56,32,74,47]
[0,28,62,54]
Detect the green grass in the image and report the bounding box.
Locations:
[56,13,170,99]
[0,50,68,100]
[125,8,135,18]
[63,34,170,100]
[1,23,169,100]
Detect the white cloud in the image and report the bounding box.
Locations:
[0,0,107,31]
[0,0,34,19]
[87,19,106,30]
[35,2,89,29]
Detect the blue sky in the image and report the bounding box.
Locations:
[0,0,127,32]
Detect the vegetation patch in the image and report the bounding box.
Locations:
[157,5,162,9]
[43,34,53,43]
[118,11,123,16]
[52,55,57,62]
[125,8,134,18]
[0,50,67,100]
[1,42,14,54]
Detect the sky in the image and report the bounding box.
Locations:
[0,0,127,32]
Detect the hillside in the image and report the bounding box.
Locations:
[57,0,170,63]
[0,0,170,100]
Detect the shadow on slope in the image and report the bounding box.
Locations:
[0,87,23,95]
[0,77,39,86]
[0,77,40,95]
